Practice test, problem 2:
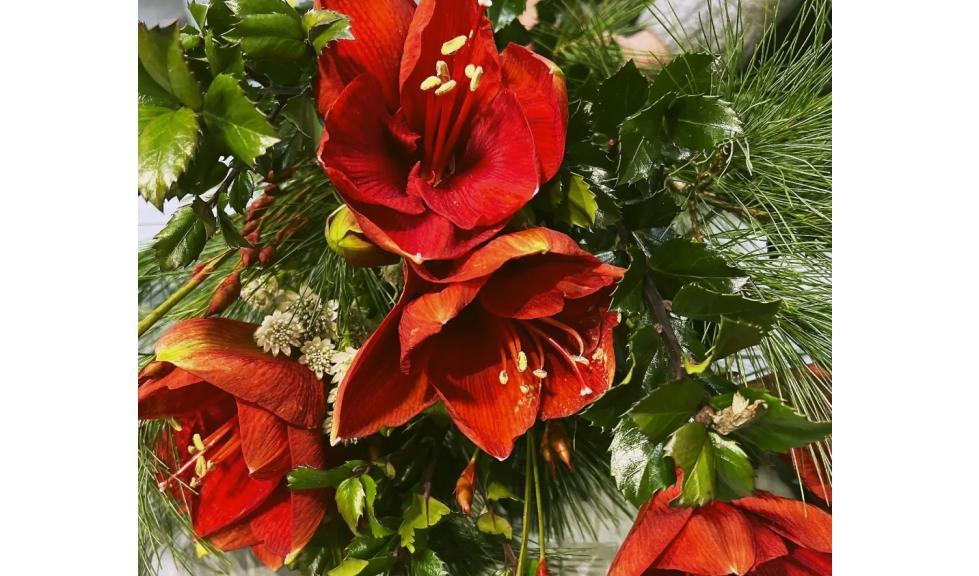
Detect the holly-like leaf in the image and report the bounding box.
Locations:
[207,0,237,37]
[188,2,209,29]
[336,476,367,535]
[217,210,248,248]
[486,482,521,502]
[228,170,254,214]
[646,238,743,297]
[711,433,754,500]
[202,74,280,166]
[648,52,717,102]
[596,60,649,136]
[346,534,395,560]
[137,23,202,110]
[138,106,199,209]
[360,475,392,537]
[710,316,769,361]
[609,420,675,507]
[288,460,368,490]
[303,8,353,54]
[610,248,646,312]
[616,97,669,185]
[411,549,450,576]
[670,422,714,506]
[672,283,781,325]
[487,0,527,31]
[712,389,832,452]
[398,494,451,552]
[233,0,307,61]
[627,379,705,444]
[327,558,369,576]
[667,95,741,151]
[152,204,210,270]
[476,513,513,540]
[283,94,324,142]
[563,174,598,228]
[204,32,245,76]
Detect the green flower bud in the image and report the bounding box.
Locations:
[326,205,399,268]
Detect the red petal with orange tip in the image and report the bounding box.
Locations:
[399,278,486,371]
[236,401,290,480]
[331,277,437,442]
[752,547,832,576]
[428,309,540,460]
[193,452,280,538]
[608,483,692,576]
[501,43,569,182]
[250,543,285,571]
[406,88,539,231]
[655,502,756,576]
[208,521,259,551]
[154,318,325,429]
[733,492,832,553]
[138,367,223,419]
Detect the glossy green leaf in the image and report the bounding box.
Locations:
[487,0,527,31]
[228,170,254,214]
[345,534,394,560]
[595,60,649,136]
[138,106,199,209]
[336,476,367,534]
[710,316,768,360]
[303,8,353,54]
[411,549,450,576]
[610,248,646,312]
[188,2,208,29]
[327,558,369,576]
[609,420,675,507]
[563,174,598,228]
[202,74,280,166]
[360,475,392,537]
[711,433,754,500]
[712,389,832,453]
[206,0,237,36]
[204,32,245,76]
[217,210,248,248]
[153,204,210,270]
[476,513,513,539]
[672,283,781,324]
[398,494,451,552]
[233,0,307,61]
[486,482,521,502]
[138,62,178,107]
[627,379,705,444]
[668,95,741,151]
[137,23,202,110]
[283,94,324,142]
[671,422,714,506]
[616,97,669,185]
[288,460,368,490]
[648,52,717,102]
[646,238,743,297]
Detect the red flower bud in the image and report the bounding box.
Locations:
[258,246,277,266]
[239,246,257,268]
[536,558,549,576]
[207,270,242,316]
[539,431,555,472]
[241,220,261,236]
[454,455,477,515]
[545,422,572,470]
[326,205,399,268]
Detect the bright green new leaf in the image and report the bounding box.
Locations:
[486,482,521,502]
[153,204,210,270]
[411,549,451,576]
[648,52,717,102]
[137,23,202,110]
[303,8,353,54]
[627,380,705,444]
[327,558,369,576]
[563,174,598,228]
[202,74,280,166]
[138,106,199,210]
[668,95,742,151]
[596,60,649,136]
[671,422,714,506]
[336,476,367,534]
[360,475,392,537]
[712,389,832,452]
[398,494,451,552]
[188,2,208,29]
[476,513,513,540]
[287,460,368,490]
[711,433,754,500]
[609,420,675,507]
[204,33,245,76]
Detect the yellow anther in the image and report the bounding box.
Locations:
[192,433,205,452]
[435,60,450,81]
[435,79,457,96]
[465,64,477,78]
[194,455,208,478]
[516,351,528,372]
[499,370,509,385]
[519,384,530,394]
[468,66,484,91]
[572,354,590,365]
[533,368,548,379]
[189,477,201,488]
[420,76,442,91]
[441,35,468,56]
[591,348,606,361]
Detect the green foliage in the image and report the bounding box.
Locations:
[289,460,369,490]
[398,494,451,553]
[137,23,202,110]
[595,60,649,136]
[337,476,367,534]
[138,106,199,209]
[646,238,743,297]
[152,204,211,270]
[609,420,674,507]
[711,433,754,500]
[627,379,705,443]
[411,548,451,576]
[712,388,832,453]
[476,513,513,539]
[303,8,354,54]
[487,0,527,31]
[670,422,714,506]
[202,74,280,166]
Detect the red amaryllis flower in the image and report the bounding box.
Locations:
[789,448,832,505]
[316,0,568,262]
[609,481,832,576]
[330,228,623,459]
[138,318,329,570]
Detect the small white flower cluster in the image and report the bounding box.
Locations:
[321,346,358,435]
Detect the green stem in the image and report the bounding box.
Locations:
[137,250,234,337]
[531,432,545,562]
[516,431,534,575]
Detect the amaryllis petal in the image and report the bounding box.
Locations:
[250,543,285,571]
[248,489,293,557]
[236,401,290,480]
[429,309,540,460]
[733,493,832,553]
[746,516,790,569]
[154,318,325,429]
[194,452,280,538]
[208,522,259,551]
[138,367,222,419]
[286,426,329,554]
[752,548,832,576]
[399,277,486,371]
[791,448,832,504]
[317,0,415,112]
[501,43,569,181]
[406,88,538,231]
[655,502,756,576]
[608,483,692,576]
[321,74,423,216]
[332,287,436,442]
[539,306,618,420]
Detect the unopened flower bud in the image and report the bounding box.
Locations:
[241,220,261,236]
[139,360,173,382]
[536,558,549,576]
[207,270,242,316]
[545,422,572,470]
[454,455,477,515]
[258,245,277,266]
[326,205,399,268]
[239,246,258,268]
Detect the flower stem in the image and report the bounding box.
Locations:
[137,250,234,337]
[516,430,535,575]
[531,430,545,562]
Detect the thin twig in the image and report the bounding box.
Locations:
[642,275,687,381]
[516,432,534,575]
